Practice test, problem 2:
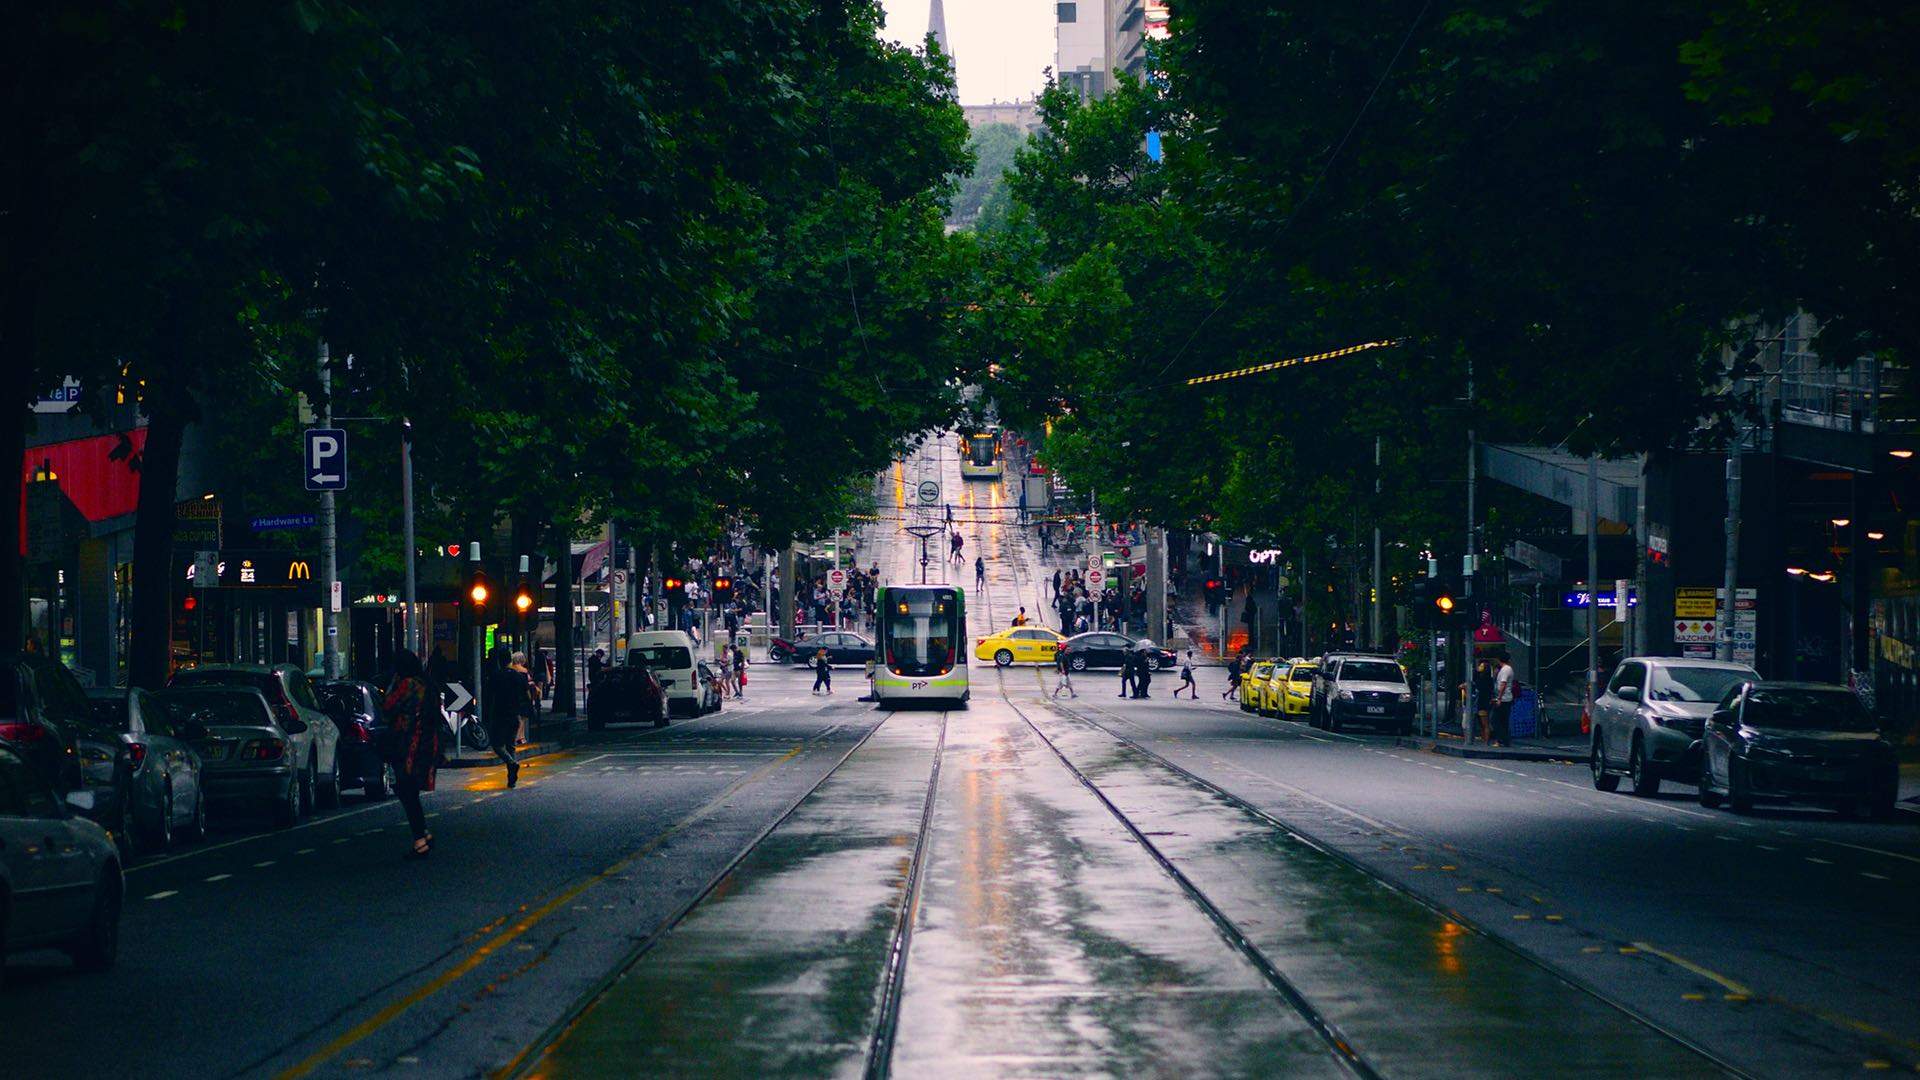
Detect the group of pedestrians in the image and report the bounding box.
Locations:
[1050,569,1099,633]
[1467,648,1518,746]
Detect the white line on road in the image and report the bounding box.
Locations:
[127,798,396,875]
[146,890,178,900]
[253,861,276,868]
[1814,838,1920,867]
[204,873,231,882]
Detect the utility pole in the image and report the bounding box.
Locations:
[1463,354,1477,731]
[401,417,417,653]
[318,343,341,678]
[606,521,619,661]
[1586,456,1601,711]
[1371,435,1383,650]
[1633,452,1649,654]
[1216,539,1226,659]
[1718,427,1742,663]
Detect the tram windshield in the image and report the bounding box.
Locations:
[886,590,957,676]
[966,434,997,467]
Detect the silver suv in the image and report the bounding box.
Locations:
[1590,657,1758,795]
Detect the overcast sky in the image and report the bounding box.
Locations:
[879,0,1054,105]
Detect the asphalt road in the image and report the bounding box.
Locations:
[0,669,879,1079]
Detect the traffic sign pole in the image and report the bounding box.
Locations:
[318,344,341,679]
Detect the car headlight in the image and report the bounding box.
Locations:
[1397,692,1413,702]
[1744,742,1788,761]
[1337,689,1354,701]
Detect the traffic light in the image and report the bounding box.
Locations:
[514,583,534,614]
[1203,577,1223,615]
[712,575,733,603]
[663,576,686,602]
[1410,577,1459,629]
[469,570,492,608]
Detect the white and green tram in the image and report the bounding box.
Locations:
[873,584,969,707]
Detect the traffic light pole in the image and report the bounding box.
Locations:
[401,418,418,654]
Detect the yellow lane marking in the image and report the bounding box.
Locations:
[1629,941,1755,997]
[275,742,810,1079]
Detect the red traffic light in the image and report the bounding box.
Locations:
[183,595,197,611]
[713,576,732,591]
[664,577,684,590]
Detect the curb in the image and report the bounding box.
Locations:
[1394,736,1584,764]
[444,740,563,770]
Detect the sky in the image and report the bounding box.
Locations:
[878,0,1054,105]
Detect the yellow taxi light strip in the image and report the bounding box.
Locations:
[1184,339,1400,387]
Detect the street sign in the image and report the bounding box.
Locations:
[251,513,316,532]
[445,682,473,713]
[1087,552,1102,571]
[828,568,847,588]
[304,428,348,491]
[330,580,343,614]
[192,551,217,590]
[1086,567,1106,589]
[611,568,629,588]
[917,479,940,505]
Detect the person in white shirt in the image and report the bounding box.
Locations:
[1491,649,1517,747]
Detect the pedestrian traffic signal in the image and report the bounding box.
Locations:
[712,576,733,603]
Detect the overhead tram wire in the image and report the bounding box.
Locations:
[1151,0,1435,381]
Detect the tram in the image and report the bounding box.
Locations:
[873,583,970,707]
[958,429,1003,480]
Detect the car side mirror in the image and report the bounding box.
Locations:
[64,789,97,813]
[1616,686,1640,703]
[283,717,308,735]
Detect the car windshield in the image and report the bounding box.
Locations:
[1342,661,1405,684]
[171,669,279,700]
[630,646,692,669]
[1651,666,1753,703]
[1743,688,1876,732]
[315,685,365,717]
[157,691,270,729]
[1289,667,1316,682]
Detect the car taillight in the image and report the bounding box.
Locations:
[348,718,372,743]
[0,721,48,744]
[279,700,301,729]
[126,742,149,769]
[239,739,286,761]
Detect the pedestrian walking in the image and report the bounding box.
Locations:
[861,655,877,702]
[587,647,607,689]
[1491,649,1517,747]
[1052,568,1063,600]
[974,556,985,590]
[381,650,441,859]
[1053,643,1078,698]
[1134,646,1153,699]
[734,642,749,702]
[1173,650,1198,699]
[1119,648,1137,698]
[812,647,832,695]
[1223,653,1243,700]
[483,649,528,789]
[1470,659,1495,743]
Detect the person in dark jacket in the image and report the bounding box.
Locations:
[1119,648,1137,698]
[812,647,832,695]
[1133,645,1153,699]
[487,651,535,788]
[383,650,442,859]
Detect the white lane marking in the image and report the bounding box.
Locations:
[1805,856,1832,865]
[127,798,395,874]
[297,848,316,854]
[204,874,231,882]
[253,861,276,868]
[1467,761,1524,776]
[1757,844,1779,851]
[1814,838,1920,867]
[1862,871,1890,880]
[146,890,178,900]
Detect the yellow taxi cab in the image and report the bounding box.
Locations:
[1279,660,1316,717]
[1239,659,1276,711]
[1257,660,1298,716]
[974,626,1065,666]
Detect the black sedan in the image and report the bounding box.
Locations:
[1699,681,1899,818]
[1059,632,1176,672]
[587,665,666,730]
[316,680,390,799]
[778,632,875,667]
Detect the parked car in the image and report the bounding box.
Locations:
[1588,657,1759,795]
[155,687,312,826]
[1314,655,1414,734]
[628,631,705,718]
[1,652,91,795]
[587,665,666,730]
[1698,681,1900,818]
[82,688,206,854]
[315,680,389,799]
[974,627,1063,666]
[165,664,341,811]
[1307,653,1375,725]
[1277,661,1316,717]
[1058,632,1175,671]
[0,742,123,977]
[1239,660,1277,712]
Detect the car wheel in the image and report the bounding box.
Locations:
[1728,758,1754,814]
[366,766,389,801]
[317,754,341,810]
[1327,712,1342,734]
[1070,656,1087,672]
[69,871,121,972]
[1870,786,1897,821]
[1590,736,1620,792]
[769,646,789,663]
[994,649,1014,667]
[183,788,208,842]
[114,790,137,861]
[1628,737,1660,797]
[298,759,315,817]
[1698,761,1723,808]
[144,788,174,852]
[273,776,299,827]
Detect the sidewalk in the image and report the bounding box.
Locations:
[1395,729,1588,763]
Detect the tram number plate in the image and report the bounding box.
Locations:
[911,680,929,690]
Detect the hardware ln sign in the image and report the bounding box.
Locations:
[304,428,347,491]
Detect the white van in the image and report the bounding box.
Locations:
[627,631,706,718]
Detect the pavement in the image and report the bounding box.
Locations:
[8,435,1917,1078]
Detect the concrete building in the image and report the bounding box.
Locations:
[1055,0,1107,98]
[962,100,1041,134]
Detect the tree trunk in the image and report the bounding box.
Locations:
[552,525,575,717]
[0,361,28,657]
[1,20,52,658]
[128,403,187,689]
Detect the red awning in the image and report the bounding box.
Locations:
[19,429,148,554]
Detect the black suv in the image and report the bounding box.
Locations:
[1313,655,1414,734]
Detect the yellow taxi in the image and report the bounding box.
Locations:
[1239,659,1276,711]
[1277,660,1316,717]
[1256,660,1297,716]
[974,626,1064,666]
